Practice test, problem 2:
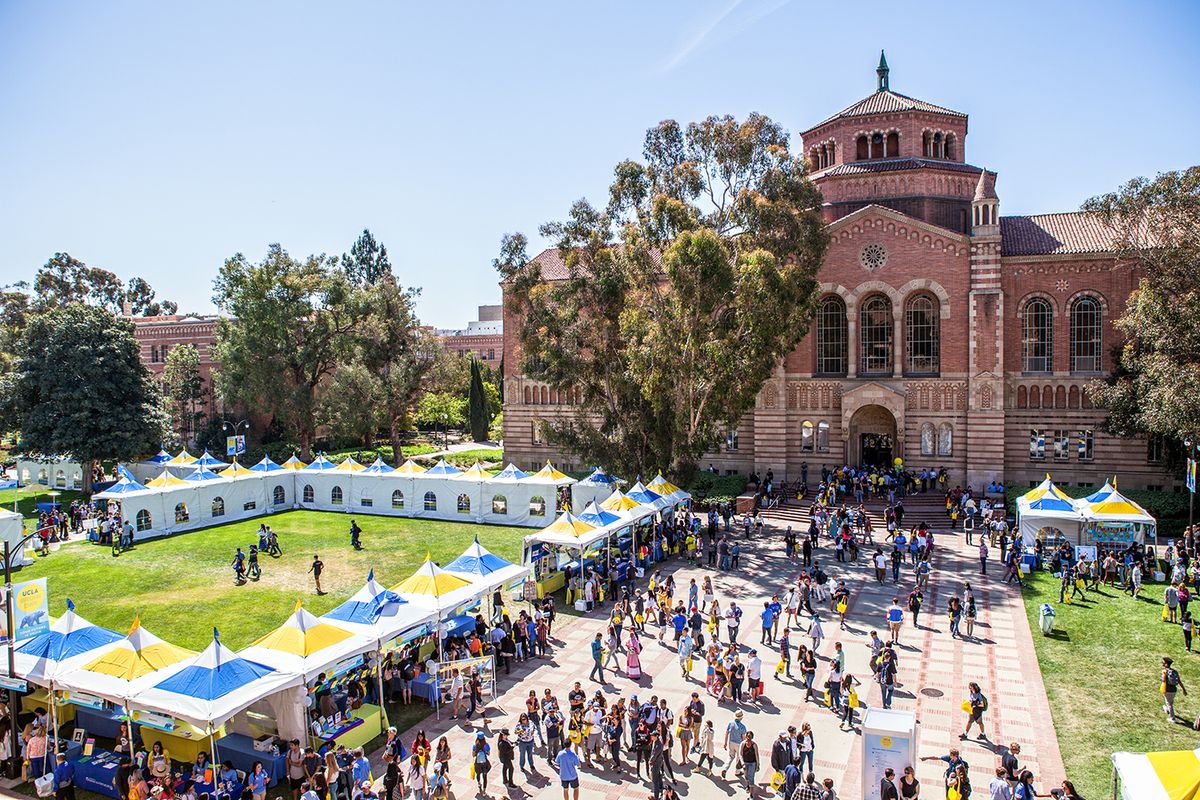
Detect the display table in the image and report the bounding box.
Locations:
[194,776,244,800]
[215,733,287,786]
[309,704,381,752]
[411,673,438,706]
[71,748,122,799]
[534,571,566,598]
[151,719,220,764]
[75,706,132,740]
[21,688,76,725]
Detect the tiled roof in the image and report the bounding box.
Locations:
[809,90,966,130]
[1000,213,1117,256]
[519,246,663,282]
[814,158,982,178]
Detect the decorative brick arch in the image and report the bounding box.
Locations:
[848,280,901,309]
[1015,291,1060,318]
[896,278,952,319]
[841,382,906,463]
[1065,289,1108,313]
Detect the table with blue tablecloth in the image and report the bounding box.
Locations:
[194,777,244,800]
[75,706,135,741]
[71,748,123,799]
[411,673,438,706]
[213,733,287,786]
[441,614,475,640]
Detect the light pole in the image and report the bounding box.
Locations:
[3,528,46,777]
[1187,440,1197,533]
[441,414,449,450]
[222,420,250,459]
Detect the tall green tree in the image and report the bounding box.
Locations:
[318,361,382,447]
[29,253,175,315]
[497,113,828,478]
[212,244,364,457]
[1085,166,1200,444]
[125,277,178,316]
[0,305,166,492]
[341,229,392,287]
[415,392,466,430]
[161,343,207,446]
[467,358,489,442]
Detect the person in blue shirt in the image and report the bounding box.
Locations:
[671,609,687,645]
[768,596,784,639]
[52,753,75,800]
[554,741,582,800]
[588,633,605,683]
[217,761,239,799]
[351,748,370,787]
[759,602,776,645]
[246,762,268,800]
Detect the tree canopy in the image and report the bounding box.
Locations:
[0,304,166,489]
[30,252,176,315]
[497,113,828,477]
[161,343,207,447]
[1085,166,1200,444]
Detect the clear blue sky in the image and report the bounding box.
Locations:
[1,1,1197,327]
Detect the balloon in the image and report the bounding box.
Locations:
[893,457,903,467]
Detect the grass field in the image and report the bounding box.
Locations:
[16,510,529,650]
[0,486,84,521]
[1021,570,1199,797]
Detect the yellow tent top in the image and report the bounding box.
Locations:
[146,470,189,488]
[1022,475,1071,503]
[647,473,682,496]
[251,603,354,657]
[165,449,198,466]
[541,511,596,537]
[220,459,256,477]
[601,489,642,512]
[457,462,491,480]
[82,619,196,681]
[531,462,571,482]
[393,558,471,597]
[1112,746,1200,800]
[281,455,307,470]
[394,459,427,475]
[334,457,366,472]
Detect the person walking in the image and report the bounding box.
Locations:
[1162,656,1188,723]
[553,740,582,800]
[738,731,759,797]
[309,555,325,595]
[470,732,491,795]
[497,729,515,787]
[886,599,904,644]
[589,633,605,683]
[962,682,988,740]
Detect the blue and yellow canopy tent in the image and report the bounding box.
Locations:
[1113,747,1200,800]
[1016,475,1086,545]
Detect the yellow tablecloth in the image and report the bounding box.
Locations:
[150,720,224,764]
[309,704,381,752]
[20,688,75,725]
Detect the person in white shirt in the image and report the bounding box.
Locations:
[747,650,763,699]
[450,669,465,719]
[988,766,1011,800]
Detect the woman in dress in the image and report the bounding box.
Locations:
[626,630,643,679]
[701,577,715,612]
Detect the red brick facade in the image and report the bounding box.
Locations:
[436,305,503,364]
[132,314,221,425]
[502,59,1178,492]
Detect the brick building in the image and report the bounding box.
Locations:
[436,304,503,364]
[503,54,1177,492]
[132,314,221,436]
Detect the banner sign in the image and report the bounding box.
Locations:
[1187,458,1196,494]
[226,435,246,457]
[0,578,49,644]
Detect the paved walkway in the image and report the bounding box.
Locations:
[371,504,1064,799]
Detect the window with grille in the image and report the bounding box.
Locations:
[1053,430,1070,461]
[920,423,935,456]
[1029,429,1045,461]
[937,424,953,456]
[1070,297,1102,373]
[1147,435,1165,464]
[1022,299,1053,373]
[816,296,847,375]
[1077,429,1094,461]
[859,295,893,374]
[905,295,940,374]
[817,421,830,452]
[424,491,437,511]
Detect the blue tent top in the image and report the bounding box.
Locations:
[15,600,123,663]
[424,459,463,476]
[492,463,530,481]
[578,500,621,528]
[626,483,663,506]
[104,475,149,493]
[183,467,223,482]
[153,633,276,701]
[250,456,285,472]
[1026,495,1077,513]
[143,449,172,465]
[1081,481,1118,504]
[325,571,407,625]
[362,458,395,474]
[445,537,515,576]
[303,455,336,471]
[193,450,228,468]
[577,468,618,487]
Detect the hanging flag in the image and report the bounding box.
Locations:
[1187,458,1196,494]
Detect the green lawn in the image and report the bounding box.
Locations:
[443,447,504,466]
[1021,570,1199,797]
[17,510,529,650]
[0,486,85,522]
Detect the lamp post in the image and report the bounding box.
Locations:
[3,528,48,777]
[1187,440,1197,534]
[222,420,250,459]
[441,414,449,451]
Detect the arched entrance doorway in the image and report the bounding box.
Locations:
[849,404,898,468]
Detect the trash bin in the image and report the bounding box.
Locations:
[1039,603,1056,635]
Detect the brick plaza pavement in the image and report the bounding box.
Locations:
[369,506,1064,799]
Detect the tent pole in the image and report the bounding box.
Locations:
[374,649,389,730]
[209,728,220,774]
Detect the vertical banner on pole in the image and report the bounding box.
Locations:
[1187,458,1196,494]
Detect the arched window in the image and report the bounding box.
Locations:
[1017,385,1028,408]
[816,420,830,452]
[273,485,285,506]
[905,295,940,374]
[885,131,899,158]
[174,502,189,523]
[211,496,225,517]
[1070,296,1102,373]
[303,484,314,504]
[1022,298,1053,373]
[529,496,546,517]
[392,489,405,509]
[800,420,814,452]
[331,486,343,505]
[856,135,869,160]
[423,491,437,511]
[937,424,953,456]
[37,469,47,484]
[540,386,548,404]
[859,295,893,375]
[945,133,957,160]
[135,509,152,532]
[920,423,935,455]
[815,296,847,375]
[524,386,532,404]
[1029,384,1041,409]
[1068,385,1080,409]
[457,493,471,514]
[492,495,508,515]
[55,470,66,488]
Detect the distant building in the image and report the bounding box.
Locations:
[436,304,503,364]
[132,313,221,425]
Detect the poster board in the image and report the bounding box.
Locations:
[435,655,496,705]
[860,707,917,799]
[0,578,49,644]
